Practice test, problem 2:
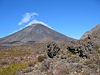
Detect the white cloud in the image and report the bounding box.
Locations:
[18,12,54,30]
[18,12,39,25]
[31,12,39,16]
[26,19,54,29]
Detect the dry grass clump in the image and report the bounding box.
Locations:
[37,55,46,62]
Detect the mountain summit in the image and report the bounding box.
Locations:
[0,21,74,45]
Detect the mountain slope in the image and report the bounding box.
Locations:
[0,23,75,45]
[81,24,100,46]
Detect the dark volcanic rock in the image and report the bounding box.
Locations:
[67,39,95,58]
[47,42,60,58]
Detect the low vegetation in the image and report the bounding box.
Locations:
[0,43,100,75]
[0,63,28,75]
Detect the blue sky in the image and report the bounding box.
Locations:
[0,0,100,39]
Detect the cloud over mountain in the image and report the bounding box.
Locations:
[26,19,53,29]
[18,12,39,25]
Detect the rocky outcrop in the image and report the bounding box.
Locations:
[67,39,95,58]
[47,42,60,58]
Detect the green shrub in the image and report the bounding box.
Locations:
[0,63,28,75]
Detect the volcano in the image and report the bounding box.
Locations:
[0,21,75,46]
